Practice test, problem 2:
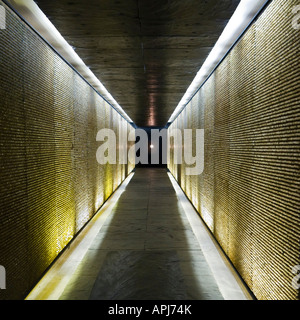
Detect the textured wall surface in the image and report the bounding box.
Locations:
[168,0,300,300]
[0,2,134,299]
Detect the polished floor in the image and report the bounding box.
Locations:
[26,168,252,300]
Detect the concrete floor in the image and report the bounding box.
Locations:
[26,168,252,300]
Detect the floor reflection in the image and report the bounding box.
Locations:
[59,168,223,300]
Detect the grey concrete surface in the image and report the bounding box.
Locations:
[59,168,224,300]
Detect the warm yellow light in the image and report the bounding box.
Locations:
[6,0,133,123]
[25,172,135,300]
[150,144,154,149]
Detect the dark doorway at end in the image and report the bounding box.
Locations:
[135,126,167,169]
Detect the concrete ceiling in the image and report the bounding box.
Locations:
[32,0,240,127]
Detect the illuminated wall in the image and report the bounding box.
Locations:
[0,1,135,300]
[168,0,300,300]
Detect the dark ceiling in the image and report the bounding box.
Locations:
[33,0,240,127]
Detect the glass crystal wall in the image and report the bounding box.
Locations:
[0,1,135,299]
[168,0,300,300]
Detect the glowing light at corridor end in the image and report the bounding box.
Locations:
[168,0,270,123]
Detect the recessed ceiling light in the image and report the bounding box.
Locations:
[4,0,133,123]
[168,0,269,123]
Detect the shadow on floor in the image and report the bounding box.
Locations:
[59,168,223,300]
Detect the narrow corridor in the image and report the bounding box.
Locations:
[1,0,299,301]
[26,168,251,300]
